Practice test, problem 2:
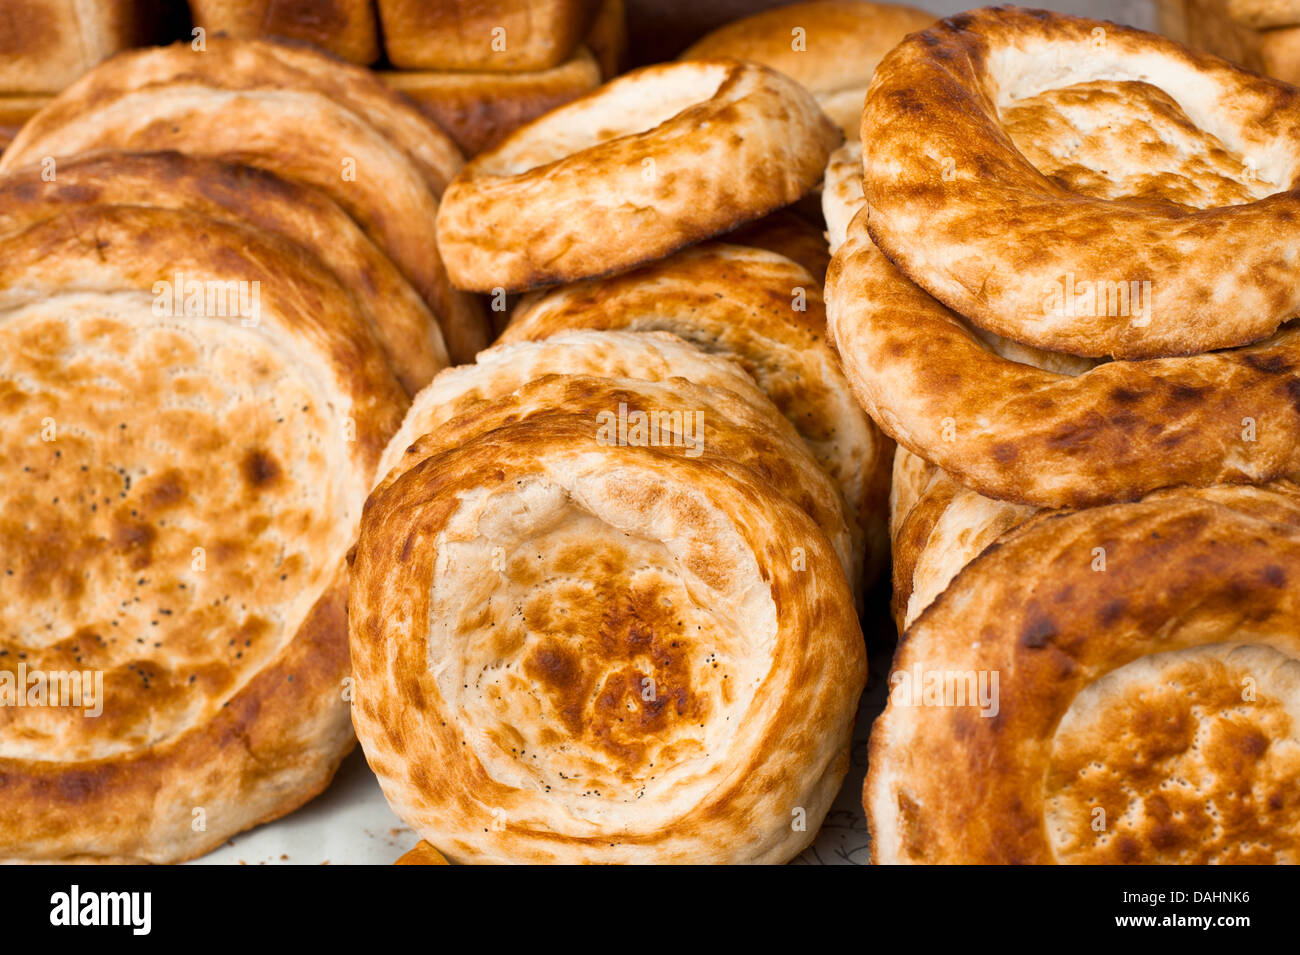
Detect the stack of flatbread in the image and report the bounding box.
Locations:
[0,36,472,863]
[829,7,1300,863]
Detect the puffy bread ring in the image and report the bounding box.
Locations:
[826,209,1300,508]
[380,361,859,593]
[351,415,865,864]
[435,59,841,292]
[867,480,1300,863]
[864,7,1300,358]
[0,151,447,395]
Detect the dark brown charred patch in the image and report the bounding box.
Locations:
[1244,352,1293,374]
[241,448,282,489]
[1020,614,1056,648]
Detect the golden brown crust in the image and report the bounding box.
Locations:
[888,449,1036,630]
[725,208,832,285]
[395,841,450,865]
[0,205,406,862]
[680,0,934,138]
[377,0,597,71]
[379,48,602,157]
[351,413,864,864]
[435,60,841,292]
[826,209,1300,509]
[502,243,889,588]
[0,151,447,394]
[0,0,143,93]
[0,38,489,365]
[864,6,1300,359]
[867,480,1300,864]
[188,0,381,63]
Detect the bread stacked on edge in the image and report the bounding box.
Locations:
[349,16,934,859]
[0,36,472,862]
[827,6,1300,863]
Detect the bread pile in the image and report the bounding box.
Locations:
[829,6,1300,863]
[1159,0,1300,84]
[0,35,476,862]
[344,16,932,858]
[3,0,1296,867]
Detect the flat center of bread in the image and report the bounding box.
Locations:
[0,294,351,761]
[1001,80,1283,208]
[425,470,776,825]
[1043,642,1300,863]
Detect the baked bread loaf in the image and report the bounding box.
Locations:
[378,334,858,588]
[435,60,841,292]
[0,151,447,394]
[501,243,889,586]
[680,1,933,138]
[826,170,1300,509]
[864,7,1300,359]
[0,38,489,364]
[351,404,865,863]
[0,204,406,862]
[188,0,381,64]
[0,0,150,93]
[377,0,597,71]
[868,478,1300,863]
[380,48,602,157]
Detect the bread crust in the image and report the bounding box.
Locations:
[888,449,1035,630]
[377,0,597,71]
[867,479,1300,863]
[680,0,934,138]
[378,341,858,589]
[435,60,841,292]
[379,48,601,157]
[0,205,406,862]
[0,39,488,364]
[189,0,381,64]
[0,151,447,394]
[502,242,889,588]
[826,206,1300,508]
[351,412,864,864]
[864,6,1300,359]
